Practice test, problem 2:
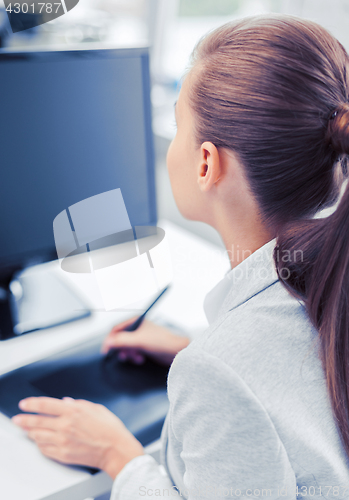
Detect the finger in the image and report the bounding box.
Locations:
[18,397,69,416]
[131,352,145,364]
[123,348,145,364]
[101,339,119,354]
[103,332,142,351]
[12,413,59,430]
[37,443,63,462]
[101,330,137,354]
[27,428,57,444]
[118,348,128,361]
[100,342,110,354]
[117,348,145,364]
[38,444,78,465]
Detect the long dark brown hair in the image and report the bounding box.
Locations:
[188,16,349,456]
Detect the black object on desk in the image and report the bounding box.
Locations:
[0,335,170,451]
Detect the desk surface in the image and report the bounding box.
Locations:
[0,219,230,500]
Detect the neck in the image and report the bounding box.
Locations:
[214,214,275,269]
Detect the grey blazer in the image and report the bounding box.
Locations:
[111,240,349,499]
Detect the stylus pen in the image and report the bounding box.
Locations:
[123,285,170,332]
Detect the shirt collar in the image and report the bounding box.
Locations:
[203,239,278,325]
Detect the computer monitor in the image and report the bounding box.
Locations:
[0,46,157,339]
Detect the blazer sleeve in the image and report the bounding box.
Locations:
[110,345,297,499]
[110,454,178,499]
[166,346,297,499]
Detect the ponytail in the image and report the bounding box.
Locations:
[275,103,349,455]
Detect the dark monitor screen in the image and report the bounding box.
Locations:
[0,47,156,276]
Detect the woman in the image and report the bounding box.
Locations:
[12,14,349,498]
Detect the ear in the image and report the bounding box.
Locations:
[197,141,222,192]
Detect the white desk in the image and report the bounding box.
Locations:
[0,220,230,500]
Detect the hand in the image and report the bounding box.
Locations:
[101,318,190,366]
[11,397,144,479]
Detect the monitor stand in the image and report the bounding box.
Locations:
[0,267,90,341]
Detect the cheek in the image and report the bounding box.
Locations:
[166,137,182,194]
[166,137,188,213]
[166,139,176,180]
[166,137,199,220]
